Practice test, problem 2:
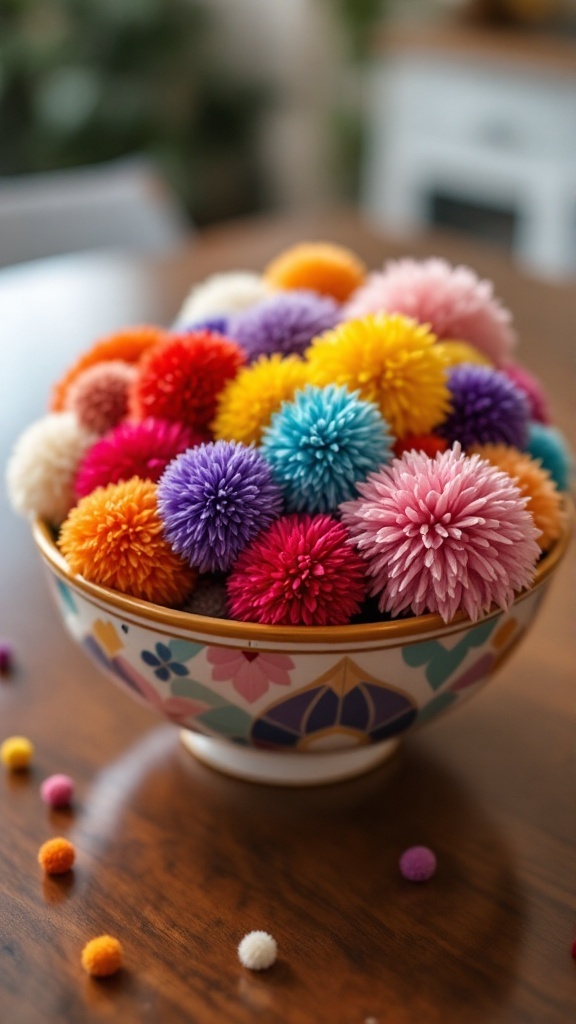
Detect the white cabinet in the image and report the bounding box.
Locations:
[362,38,576,278]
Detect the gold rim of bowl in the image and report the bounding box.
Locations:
[32,500,574,645]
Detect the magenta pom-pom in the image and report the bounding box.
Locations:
[399,845,437,882]
[75,418,203,497]
[502,363,551,424]
[227,514,367,626]
[40,773,75,808]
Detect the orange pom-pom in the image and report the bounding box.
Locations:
[81,935,123,977]
[59,478,196,605]
[394,434,448,459]
[51,325,169,412]
[38,837,75,874]
[129,330,245,431]
[264,242,366,301]
[471,444,564,551]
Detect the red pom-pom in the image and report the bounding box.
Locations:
[227,514,367,626]
[129,330,246,431]
[393,434,448,459]
[75,418,203,498]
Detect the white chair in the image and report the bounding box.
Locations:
[0,156,191,267]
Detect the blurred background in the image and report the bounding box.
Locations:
[0,0,575,278]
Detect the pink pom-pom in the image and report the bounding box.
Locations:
[40,774,75,808]
[340,443,540,624]
[345,257,515,365]
[65,361,136,434]
[399,845,437,882]
[502,363,551,424]
[75,418,204,498]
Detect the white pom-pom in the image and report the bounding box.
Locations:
[174,272,272,326]
[237,931,277,971]
[6,413,96,525]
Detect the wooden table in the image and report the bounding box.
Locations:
[1,212,574,1023]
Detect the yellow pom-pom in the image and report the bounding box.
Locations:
[306,313,451,438]
[38,837,76,874]
[212,354,308,445]
[58,478,196,605]
[1,735,34,770]
[264,242,366,301]
[472,444,564,551]
[435,340,493,368]
[81,935,123,977]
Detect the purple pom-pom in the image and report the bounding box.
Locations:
[440,364,529,450]
[399,845,437,882]
[230,289,340,361]
[157,441,283,573]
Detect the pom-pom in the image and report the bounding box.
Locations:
[440,365,529,450]
[340,444,540,623]
[262,384,394,513]
[502,363,551,424]
[157,441,283,573]
[0,641,13,676]
[393,434,448,459]
[129,330,245,431]
[306,313,450,438]
[345,257,515,364]
[81,936,123,977]
[40,774,75,808]
[182,315,230,335]
[399,846,437,882]
[435,339,492,368]
[227,514,367,626]
[51,325,168,411]
[1,735,34,770]
[230,289,340,361]
[472,444,563,551]
[174,272,271,326]
[183,577,228,619]
[6,413,96,525]
[75,418,202,498]
[238,931,277,971]
[212,354,308,446]
[59,478,196,605]
[64,360,135,435]
[525,422,572,492]
[264,242,366,301]
[38,837,75,875]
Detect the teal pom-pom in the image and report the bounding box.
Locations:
[261,384,394,514]
[525,421,572,492]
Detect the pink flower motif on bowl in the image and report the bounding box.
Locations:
[207,648,293,703]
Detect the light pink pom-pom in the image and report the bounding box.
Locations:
[340,443,540,624]
[344,257,515,365]
[65,360,136,434]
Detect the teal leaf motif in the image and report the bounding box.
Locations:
[171,676,230,708]
[198,704,252,740]
[54,577,77,615]
[168,640,204,663]
[402,617,498,690]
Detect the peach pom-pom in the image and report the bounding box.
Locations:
[58,478,196,605]
[471,444,563,551]
[64,361,136,434]
[264,242,366,302]
[81,935,123,977]
[6,413,96,525]
[38,837,75,874]
[51,325,168,412]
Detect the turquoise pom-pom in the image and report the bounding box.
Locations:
[262,384,394,514]
[525,421,572,491]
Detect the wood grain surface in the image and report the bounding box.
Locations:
[0,211,574,1024]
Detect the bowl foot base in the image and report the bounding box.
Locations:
[180,732,400,786]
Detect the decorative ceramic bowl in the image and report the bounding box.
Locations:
[33,512,572,786]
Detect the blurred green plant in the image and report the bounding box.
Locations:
[0,0,267,223]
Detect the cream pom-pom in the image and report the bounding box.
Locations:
[237,931,277,971]
[6,413,96,525]
[174,272,272,327]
